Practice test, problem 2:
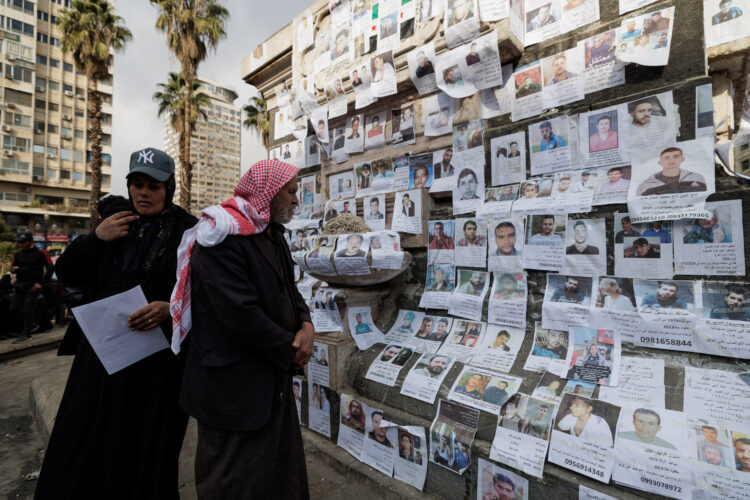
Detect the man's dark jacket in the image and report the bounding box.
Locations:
[180,227,311,431]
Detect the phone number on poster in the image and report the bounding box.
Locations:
[564,458,604,478]
[640,476,682,493]
[639,337,692,347]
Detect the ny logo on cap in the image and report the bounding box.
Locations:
[138,149,155,164]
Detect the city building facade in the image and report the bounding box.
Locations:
[165,77,241,216]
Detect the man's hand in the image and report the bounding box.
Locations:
[127,301,170,331]
[292,321,315,367]
[95,211,139,241]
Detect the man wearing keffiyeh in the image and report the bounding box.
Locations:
[174,159,314,499]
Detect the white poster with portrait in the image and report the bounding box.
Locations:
[400,352,456,404]
[626,92,677,155]
[541,46,585,109]
[345,115,365,154]
[363,195,387,231]
[347,306,386,350]
[431,148,458,193]
[477,0,509,21]
[578,28,625,94]
[444,0,480,48]
[578,104,630,169]
[683,366,750,428]
[361,407,398,477]
[560,328,621,387]
[529,116,572,175]
[350,64,377,110]
[593,166,631,206]
[407,42,438,95]
[448,270,490,321]
[308,381,331,437]
[455,217,488,268]
[597,356,665,408]
[471,324,525,373]
[309,286,342,331]
[552,170,596,214]
[562,218,606,277]
[309,342,331,388]
[428,219,456,265]
[673,199,745,276]
[704,0,750,48]
[296,11,314,49]
[510,62,544,121]
[337,393,368,460]
[542,274,594,331]
[481,64,514,119]
[448,366,522,415]
[521,213,566,272]
[370,51,398,97]
[377,4,401,53]
[325,78,348,119]
[386,309,427,346]
[334,233,371,275]
[435,30,505,99]
[694,281,750,360]
[477,458,529,500]
[487,272,527,329]
[392,425,429,491]
[487,217,524,272]
[392,189,422,234]
[437,319,487,363]
[391,103,416,147]
[589,277,641,343]
[365,345,416,387]
[424,92,455,137]
[628,137,716,223]
[523,322,569,374]
[369,231,403,270]
[615,7,675,67]
[613,214,673,280]
[561,0,599,32]
[453,166,485,215]
[478,185,518,221]
[524,0,561,46]
[420,264,456,310]
[490,131,526,186]
[633,279,699,352]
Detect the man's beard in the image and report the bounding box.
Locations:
[270,196,294,224]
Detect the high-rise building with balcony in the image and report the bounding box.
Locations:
[164,77,241,216]
[0,0,114,250]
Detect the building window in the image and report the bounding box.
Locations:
[61,148,71,160]
[46,168,57,178]
[2,135,29,151]
[73,150,83,162]
[49,58,59,68]
[33,143,44,153]
[5,64,32,82]
[35,77,46,90]
[63,62,74,72]
[37,10,49,21]
[6,41,33,60]
[0,159,30,176]
[63,83,72,93]
[36,32,47,43]
[35,98,46,109]
[0,191,30,203]
[5,88,32,106]
[60,170,70,179]
[74,130,83,138]
[47,123,58,133]
[74,110,84,118]
[61,126,72,136]
[37,54,47,65]
[48,81,59,91]
[72,171,82,181]
[46,146,57,156]
[50,37,60,47]
[33,166,44,177]
[48,102,58,112]
[10,0,35,15]
[5,112,31,128]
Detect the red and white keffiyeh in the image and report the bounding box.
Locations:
[170,159,300,354]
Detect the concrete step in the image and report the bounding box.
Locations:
[0,325,66,363]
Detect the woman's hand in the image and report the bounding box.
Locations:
[95,211,139,241]
[128,301,170,331]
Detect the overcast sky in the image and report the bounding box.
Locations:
[110,0,311,196]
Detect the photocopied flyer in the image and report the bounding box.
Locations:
[548,394,621,483]
[444,0,480,48]
[542,274,594,331]
[437,319,487,363]
[683,366,750,428]
[477,458,529,500]
[361,405,398,476]
[511,61,544,121]
[407,42,438,95]
[524,0,561,46]
[453,164,486,216]
[704,0,750,48]
[478,185,518,222]
[447,365,522,415]
[347,305,386,350]
[429,399,480,475]
[365,344,416,387]
[579,485,618,500]
[412,315,455,353]
[673,199,745,276]
[597,356,665,408]
[560,328,621,387]
[386,309,427,346]
[577,103,630,170]
[338,394,369,460]
[490,131,526,186]
[471,324,525,373]
[523,322,569,374]
[589,277,640,343]
[613,214,673,280]
[392,189,423,234]
[521,214,566,272]
[392,425,428,491]
[486,217,524,272]
[578,28,625,95]
[308,381,331,438]
[529,115,572,176]
[454,217,488,269]
[420,263,456,310]
[541,46,585,109]
[448,269,490,321]
[370,231,404,270]
[333,233,371,276]
[615,7,675,67]
[612,406,691,499]
[487,271,527,329]
[400,352,456,404]
[687,419,750,500]
[434,30,504,98]
[694,281,750,360]
[309,342,331,388]
[633,279,699,353]
[489,393,553,478]
[562,218,607,277]
[593,165,630,206]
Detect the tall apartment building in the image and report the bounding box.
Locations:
[0,0,113,250]
[165,77,241,216]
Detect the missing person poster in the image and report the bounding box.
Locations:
[420,264,456,309]
[347,306,386,350]
[448,366,522,414]
[453,165,486,216]
[369,231,404,270]
[529,116,572,175]
[477,458,529,500]
[615,7,675,67]
[431,147,458,193]
[392,425,429,491]
[563,218,606,276]
[704,0,750,48]
[578,28,625,94]
[309,342,331,389]
[524,0,561,46]
[487,217,524,272]
[490,131,526,186]
[392,189,423,234]
[673,200,745,276]
[471,324,525,373]
[309,287,342,333]
[401,352,456,404]
[487,272,527,329]
[370,51,398,97]
[444,0,480,48]
[455,217,488,268]
[489,393,553,478]
[511,62,544,121]
[560,328,621,387]
[434,30,505,99]
[548,394,621,482]
[613,214,674,280]
[429,399,480,475]
[386,309,427,346]
[365,344,416,386]
[688,421,750,500]
[593,166,631,206]
[626,92,677,154]
[542,274,594,331]
[428,219,456,265]
[695,281,750,360]
[361,406,398,476]
[478,185,518,221]
[597,356,665,408]
[633,279,699,352]
[524,322,569,374]
[612,406,691,498]
[578,103,630,169]
[541,46,585,109]
[628,137,715,223]
[407,42,438,95]
[437,319,487,363]
[522,214,566,272]
[424,91,455,137]
[305,235,337,277]
[684,366,750,428]
[338,394,369,460]
[308,381,331,437]
[448,269,490,320]
[334,233,371,275]
[589,277,640,343]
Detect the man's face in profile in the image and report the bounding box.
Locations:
[633,411,661,442]
[427,356,447,375]
[564,278,579,292]
[632,103,653,126]
[495,225,516,255]
[608,170,622,183]
[656,284,678,300]
[726,292,745,310]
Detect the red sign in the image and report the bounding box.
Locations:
[46,233,69,242]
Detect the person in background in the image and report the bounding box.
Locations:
[9,231,53,343]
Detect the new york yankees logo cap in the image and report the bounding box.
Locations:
[126,147,175,182]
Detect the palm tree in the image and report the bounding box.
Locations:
[150,0,229,212]
[57,0,132,223]
[153,72,210,191]
[243,95,270,149]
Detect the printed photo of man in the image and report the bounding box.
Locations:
[636,146,707,196]
[640,281,689,310]
[565,221,599,255]
[618,408,677,449]
[494,222,518,256]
